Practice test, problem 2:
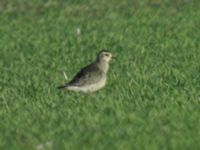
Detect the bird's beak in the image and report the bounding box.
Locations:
[112,55,117,60]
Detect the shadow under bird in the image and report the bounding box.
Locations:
[57,50,113,93]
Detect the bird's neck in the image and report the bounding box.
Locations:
[97,60,109,74]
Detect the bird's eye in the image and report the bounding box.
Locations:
[104,54,109,57]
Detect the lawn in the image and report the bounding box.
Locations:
[0,0,200,149]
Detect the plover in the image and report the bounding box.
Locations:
[57,50,113,93]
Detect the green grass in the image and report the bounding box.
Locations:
[0,0,200,149]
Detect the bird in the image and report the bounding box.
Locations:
[57,50,113,93]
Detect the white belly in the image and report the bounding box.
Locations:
[67,78,106,93]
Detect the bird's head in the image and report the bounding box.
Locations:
[97,50,112,63]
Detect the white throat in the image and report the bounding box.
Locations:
[98,60,109,74]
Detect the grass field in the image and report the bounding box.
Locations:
[0,0,200,149]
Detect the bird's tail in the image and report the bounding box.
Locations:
[57,84,69,89]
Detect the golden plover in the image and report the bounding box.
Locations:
[57,50,113,93]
